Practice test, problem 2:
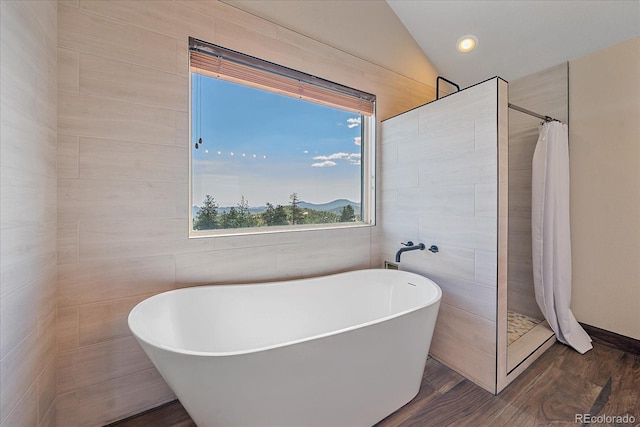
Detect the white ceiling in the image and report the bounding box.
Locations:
[387,0,640,89]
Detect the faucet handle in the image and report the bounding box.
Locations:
[401,241,414,247]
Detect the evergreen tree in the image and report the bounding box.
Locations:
[235,196,255,228]
[218,196,255,228]
[194,195,219,230]
[289,192,302,225]
[274,204,288,225]
[196,194,360,230]
[340,204,355,222]
[263,202,289,226]
[219,207,236,229]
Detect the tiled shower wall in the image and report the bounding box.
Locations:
[507,63,568,320]
[55,1,434,424]
[380,78,508,393]
[0,1,58,426]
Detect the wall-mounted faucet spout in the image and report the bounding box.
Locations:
[395,241,426,262]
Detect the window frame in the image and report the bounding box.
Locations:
[188,38,376,237]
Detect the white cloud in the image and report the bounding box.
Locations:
[353,136,361,146]
[313,152,350,161]
[311,160,337,168]
[311,152,361,167]
[347,117,361,128]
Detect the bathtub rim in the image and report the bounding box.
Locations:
[128,269,442,358]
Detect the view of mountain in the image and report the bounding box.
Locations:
[298,199,360,213]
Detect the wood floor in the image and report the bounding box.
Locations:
[109,339,639,427]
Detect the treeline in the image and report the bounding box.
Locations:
[193,193,358,230]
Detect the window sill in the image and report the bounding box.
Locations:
[189,221,374,239]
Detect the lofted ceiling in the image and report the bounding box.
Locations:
[221,0,440,86]
[222,0,638,90]
[387,0,640,88]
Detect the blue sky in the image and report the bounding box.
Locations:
[191,74,363,207]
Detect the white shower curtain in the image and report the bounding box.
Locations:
[531,121,592,354]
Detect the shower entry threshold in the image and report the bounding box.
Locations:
[507,321,555,372]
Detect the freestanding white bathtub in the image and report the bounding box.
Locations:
[128,269,441,427]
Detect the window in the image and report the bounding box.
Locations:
[189,38,376,236]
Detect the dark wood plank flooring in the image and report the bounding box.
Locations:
[109,339,639,427]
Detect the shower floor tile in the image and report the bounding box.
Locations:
[507,310,543,345]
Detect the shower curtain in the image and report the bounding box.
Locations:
[531,121,592,354]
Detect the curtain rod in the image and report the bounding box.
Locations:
[508,103,560,123]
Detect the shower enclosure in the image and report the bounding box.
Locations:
[506,63,569,371]
[380,65,569,393]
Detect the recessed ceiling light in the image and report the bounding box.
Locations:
[457,35,477,53]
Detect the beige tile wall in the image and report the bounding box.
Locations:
[56,1,435,424]
[380,78,506,393]
[0,1,58,426]
[507,63,568,320]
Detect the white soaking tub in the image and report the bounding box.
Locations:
[128,269,442,427]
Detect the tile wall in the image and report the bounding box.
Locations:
[507,63,568,320]
[380,78,508,393]
[0,1,58,426]
[55,1,435,424]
